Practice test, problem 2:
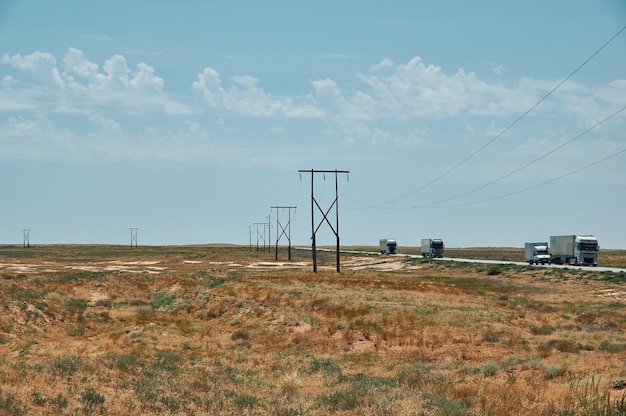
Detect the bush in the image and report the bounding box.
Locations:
[544,364,567,379]
[481,362,502,377]
[231,330,250,341]
[486,265,503,276]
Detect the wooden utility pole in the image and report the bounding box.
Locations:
[130,228,138,248]
[298,169,349,272]
[253,222,267,252]
[271,206,296,260]
[22,229,31,248]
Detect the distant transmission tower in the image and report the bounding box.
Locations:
[130,228,138,248]
[298,169,349,272]
[253,222,267,252]
[272,206,296,260]
[22,228,31,248]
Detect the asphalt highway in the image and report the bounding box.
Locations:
[332,249,626,274]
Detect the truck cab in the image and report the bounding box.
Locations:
[379,239,397,255]
[525,242,550,265]
[574,236,599,266]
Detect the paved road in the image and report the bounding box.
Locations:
[408,255,625,274]
[329,248,626,274]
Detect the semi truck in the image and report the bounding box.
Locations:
[421,238,445,258]
[379,239,397,255]
[524,242,551,265]
[549,235,599,266]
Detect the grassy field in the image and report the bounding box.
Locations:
[0,244,625,415]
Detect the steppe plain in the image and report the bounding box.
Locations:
[0,244,625,415]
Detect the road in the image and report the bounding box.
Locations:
[331,249,626,274]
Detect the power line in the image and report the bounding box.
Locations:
[427,147,626,208]
[369,24,626,209]
[421,105,626,207]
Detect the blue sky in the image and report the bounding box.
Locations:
[1,1,625,249]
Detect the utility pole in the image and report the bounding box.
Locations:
[271,206,296,260]
[253,222,266,252]
[22,229,31,248]
[298,169,349,272]
[248,225,252,251]
[267,214,271,253]
[130,228,138,248]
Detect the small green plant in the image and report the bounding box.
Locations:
[598,340,624,352]
[63,298,88,316]
[310,357,342,376]
[65,324,86,336]
[486,265,503,276]
[544,364,567,379]
[0,389,26,415]
[481,362,502,377]
[49,394,68,410]
[81,388,105,414]
[51,355,82,376]
[208,277,227,288]
[150,292,174,312]
[530,325,555,335]
[527,356,542,369]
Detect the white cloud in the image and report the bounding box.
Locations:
[2,48,190,116]
[194,67,323,118]
[2,47,624,161]
[489,62,506,75]
[2,51,64,89]
[370,58,394,72]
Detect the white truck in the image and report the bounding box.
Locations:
[421,238,445,258]
[524,242,551,265]
[549,235,599,266]
[379,239,397,255]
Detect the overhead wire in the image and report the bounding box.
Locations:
[364,24,626,209]
[430,146,626,208]
[421,105,626,207]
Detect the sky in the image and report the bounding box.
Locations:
[1,1,625,249]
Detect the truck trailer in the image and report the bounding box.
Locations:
[379,239,397,255]
[421,238,445,258]
[524,242,551,265]
[549,235,599,266]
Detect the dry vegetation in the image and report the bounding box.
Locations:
[1,244,625,415]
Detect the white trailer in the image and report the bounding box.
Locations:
[379,239,397,255]
[524,242,550,265]
[549,235,599,266]
[421,238,445,258]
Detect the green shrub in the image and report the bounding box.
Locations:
[544,364,567,379]
[530,325,555,335]
[150,292,174,312]
[486,265,503,276]
[481,362,502,377]
[81,388,105,413]
[599,340,624,352]
[51,355,81,376]
[0,389,26,415]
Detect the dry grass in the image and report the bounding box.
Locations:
[0,244,625,415]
